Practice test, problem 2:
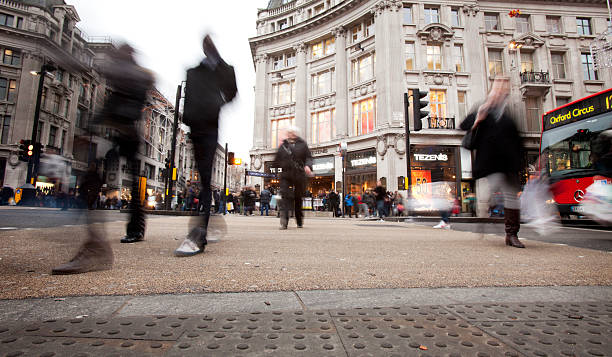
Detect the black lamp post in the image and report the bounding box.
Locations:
[27,63,56,186]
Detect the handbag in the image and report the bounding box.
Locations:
[461,127,479,150]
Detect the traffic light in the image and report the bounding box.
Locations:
[397,176,405,190]
[32,142,42,158]
[233,158,242,165]
[227,152,235,165]
[411,88,429,132]
[27,142,35,158]
[18,139,31,162]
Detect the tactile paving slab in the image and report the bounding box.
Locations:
[166,331,345,356]
[445,303,575,322]
[197,310,337,334]
[333,314,521,357]
[476,320,612,357]
[329,305,452,318]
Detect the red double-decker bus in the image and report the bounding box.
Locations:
[541,88,612,217]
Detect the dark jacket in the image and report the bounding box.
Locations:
[374,186,387,202]
[274,137,313,180]
[244,189,256,207]
[460,107,523,179]
[260,189,272,204]
[183,59,237,136]
[329,192,339,206]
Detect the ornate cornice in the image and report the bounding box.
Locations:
[255,53,269,64]
[371,0,402,17]
[331,26,346,39]
[417,24,455,42]
[462,4,480,17]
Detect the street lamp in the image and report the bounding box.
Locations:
[27,63,56,186]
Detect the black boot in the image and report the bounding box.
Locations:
[504,208,525,248]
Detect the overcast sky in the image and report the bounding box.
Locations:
[69,0,268,162]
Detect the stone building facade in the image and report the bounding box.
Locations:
[248,0,611,213]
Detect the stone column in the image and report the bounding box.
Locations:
[293,42,308,138]
[253,53,268,149]
[372,0,404,128]
[332,26,347,138]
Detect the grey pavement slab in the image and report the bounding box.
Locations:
[550,285,612,301]
[117,291,302,317]
[433,286,605,304]
[0,295,130,321]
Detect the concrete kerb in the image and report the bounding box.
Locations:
[1,286,610,322]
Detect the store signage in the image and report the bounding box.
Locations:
[311,148,328,155]
[312,156,334,175]
[413,153,448,161]
[246,170,276,178]
[350,156,376,167]
[313,162,333,171]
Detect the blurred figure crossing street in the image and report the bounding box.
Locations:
[174,35,237,257]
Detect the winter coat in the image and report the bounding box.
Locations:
[260,189,272,204]
[274,137,313,181]
[460,106,523,179]
[374,186,387,202]
[183,59,237,136]
[344,194,354,207]
[329,192,339,206]
[244,189,256,207]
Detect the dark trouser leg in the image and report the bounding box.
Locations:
[189,133,217,246]
[121,137,145,241]
[294,178,305,227]
[279,179,291,228]
[441,210,451,224]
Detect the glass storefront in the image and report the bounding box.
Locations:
[345,149,377,194]
[309,156,335,196]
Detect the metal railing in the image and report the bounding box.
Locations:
[428,117,455,129]
[520,70,550,84]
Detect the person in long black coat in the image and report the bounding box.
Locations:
[274,127,313,229]
[174,35,237,257]
[460,78,525,248]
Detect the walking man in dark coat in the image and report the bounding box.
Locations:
[174,35,237,256]
[274,126,313,229]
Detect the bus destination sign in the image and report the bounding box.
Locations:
[543,88,612,131]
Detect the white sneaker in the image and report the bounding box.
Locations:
[443,223,451,230]
[433,221,445,229]
[174,238,204,257]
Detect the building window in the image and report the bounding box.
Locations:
[311,109,335,144]
[0,78,16,101]
[516,15,530,33]
[353,97,376,136]
[405,42,415,70]
[314,3,324,15]
[424,6,439,24]
[270,117,295,148]
[144,163,155,180]
[488,49,504,76]
[520,52,534,72]
[278,19,288,30]
[457,91,467,120]
[311,37,334,59]
[41,88,47,109]
[426,45,442,70]
[525,96,541,132]
[48,125,57,146]
[453,45,464,72]
[451,8,461,27]
[286,52,296,67]
[351,53,375,84]
[364,18,375,37]
[272,80,295,105]
[75,108,83,128]
[581,53,598,80]
[556,97,571,107]
[64,99,70,117]
[576,17,591,36]
[273,55,284,70]
[484,13,500,31]
[0,12,14,27]
[52,94,61,114]
[429,90,447,119]
[60,130,66,153]
[2,49,20,66]
[0,115,9,144]
[546,16,561,33]
[351,23,362,43]
[311,69,334,96]
[403,5,413,24]
[551,53,566,79]
[16,17,22,29]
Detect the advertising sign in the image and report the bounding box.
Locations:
[312,156,335,175]
[543,88,612,131]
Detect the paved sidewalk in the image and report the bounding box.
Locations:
[1,286,610,356]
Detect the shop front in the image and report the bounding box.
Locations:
[409,145,460,211]
[345,149,377,194]
[263,161,281,192]
[309,156,335,196]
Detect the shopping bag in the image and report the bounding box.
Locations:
[580,181,612,224]
[227,202,234,211]
[520,178,560,235]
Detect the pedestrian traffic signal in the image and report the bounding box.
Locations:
[228,152,235,165]
[411,88,429,132]
[233,158,242,165]
[18,139,31,162]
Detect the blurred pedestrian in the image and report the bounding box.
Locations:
[460,78,524,248]
[174,35,237,257]
[344,192,354,218]
[274,126,313,229]
[374,181,387,220]
[329,190,340,217]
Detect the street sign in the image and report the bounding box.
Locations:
[246,170,276,178]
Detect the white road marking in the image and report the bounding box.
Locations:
[560,226,612,233]
[0,227,17,230]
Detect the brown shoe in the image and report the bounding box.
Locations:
[52,237,113,275]
[504,208,525,248]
